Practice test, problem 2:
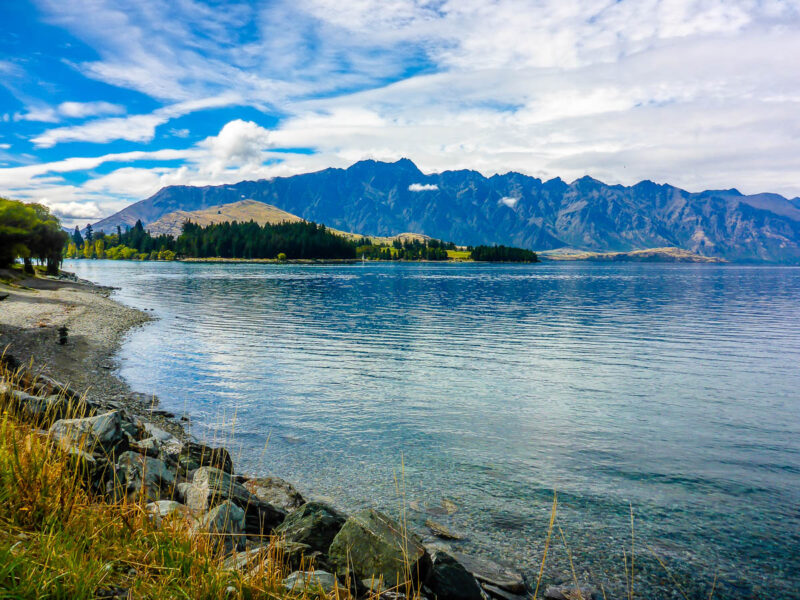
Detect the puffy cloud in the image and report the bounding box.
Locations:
[48,201,103,219]
[408,183,438,191]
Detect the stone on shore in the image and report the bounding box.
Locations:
[186,466,285,535]
[450,552,526,594]
[178,441,233,475]
[147,500,192,527]
[197,500,246,554]
[243,476,305,511]
[9,390,65,423]
[130,436,161,458]
[274,501,346,554]
[283,570,341,595]
[425,550,483,600]
[115,451,176,502]
[50,410,128,456]
[328,508,431,590]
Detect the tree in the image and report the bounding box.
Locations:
[0,198,67,274]
[84,223,94,243]
[72,226,84,247]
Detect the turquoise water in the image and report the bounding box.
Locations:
[66,260,800,599]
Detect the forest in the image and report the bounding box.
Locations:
[63,218,538,263]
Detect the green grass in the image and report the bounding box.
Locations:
[445,250,471,260]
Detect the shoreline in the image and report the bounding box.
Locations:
[0,270,540,600]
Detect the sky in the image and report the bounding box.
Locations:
[1,0,799,228]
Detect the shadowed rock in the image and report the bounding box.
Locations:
[50,410,128,456]
[274,501,346,554]
[197,500,246,554]
[329,508,431,590]
[115,451,176,501]
[426,550,483,600]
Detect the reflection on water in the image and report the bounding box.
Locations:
[66,260,800,599]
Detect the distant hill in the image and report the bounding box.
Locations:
[92,158,800,263]
[147,199,433,246]
[542,247,726,263]
[146,200,302,236]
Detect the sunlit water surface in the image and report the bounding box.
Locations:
[66,260,800,599]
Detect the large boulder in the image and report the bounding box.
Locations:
[115,451,176,502]
[425,550,483,600]
[178,442,233,475]
[274,501,346,554]
[244,476,305,511]
[9,390,65,424]
[185,467,285,535]
[50,410,128,456]
[328,508,431,590]
[197,500,246,554]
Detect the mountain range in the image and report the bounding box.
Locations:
[92,158,800,263]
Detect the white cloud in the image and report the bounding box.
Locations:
[0,143,10,150]
[499,196,519,208]
[15,107,59,123]
[57,101,125,118]
[408,183,438,191]
[31,94,241,148]
[48,201,103,219]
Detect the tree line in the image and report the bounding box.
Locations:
[0,198,69,274]
[468,244,538,262]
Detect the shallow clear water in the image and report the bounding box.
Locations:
[66,260,800,599]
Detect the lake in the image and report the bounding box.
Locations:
[65,260,800,599]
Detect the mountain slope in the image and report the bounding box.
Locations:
[146,200,303,236]
[92,159,800,263]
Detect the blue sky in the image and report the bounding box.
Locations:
[1,0,799,227]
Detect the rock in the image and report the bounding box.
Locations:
[197,500,246,554]
[482,583,529,600]
[175,481,193,504]
[544,586,599,600]
[65,445,112,493]
[329,508,431,590]
[223,546,268,571]
[450,553,525,594]
[425,518,463,540]
[115,451,176,502]
[9,390,65,423]
[130,437,161,458]
[283,570,341,595]
[441,499,458,515]
[274,501,346,554]
[186,467,285,535]
[425,550,483,600]
[50,410,128,456]
[143,423,178,443]
[178,442,233,475]
[147,500,192,527]
[243,476,305,511]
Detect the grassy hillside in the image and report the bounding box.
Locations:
[542,246,726,263]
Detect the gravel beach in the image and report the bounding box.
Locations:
[0,270,186,438]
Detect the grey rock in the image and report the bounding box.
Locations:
[329,508,431,590]
[50,410,128,456]
[178,441,233,475]
[243,476,305,511]
[274,501,346,554]
[115,451,176,502]
[147,500,191,527]
[283,570,341,595]
[450,553,526,594]
[130,437,160,458]
[143,423,177,443]
[482,583,529,600]
[10,390,65,423]
[426,550,483,600]
[186,466,285,535]
[175,481,193,503]
[197,500,246,554]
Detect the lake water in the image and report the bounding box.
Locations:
[66,260,800,599]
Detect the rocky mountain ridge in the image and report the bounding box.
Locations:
[92,159,800,263]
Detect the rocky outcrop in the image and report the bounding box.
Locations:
[329,508,432,590]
